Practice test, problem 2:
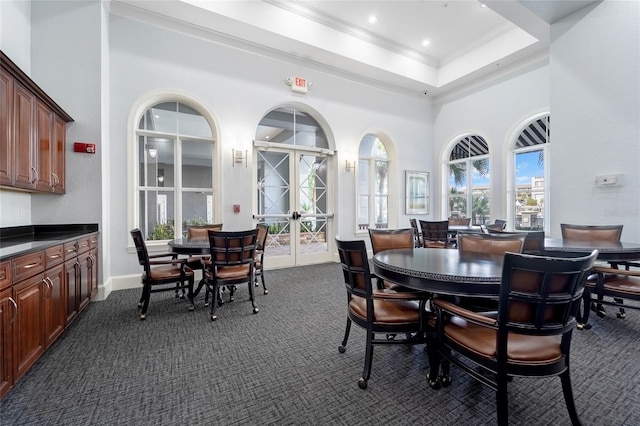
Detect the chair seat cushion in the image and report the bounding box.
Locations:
[349,295,420,324]
[145,265,194,280]
[205,264,251,280]
[586,274,640,297]
[444,316,562,364]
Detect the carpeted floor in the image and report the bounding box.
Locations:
[1,263,639,425]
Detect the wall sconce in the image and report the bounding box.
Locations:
[232,149,248,168]
[345,160,354,172]
[147,146,158,159]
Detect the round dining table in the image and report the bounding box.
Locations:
[543,238,640,261]
[168,237,210,255]
[372,247,505,298]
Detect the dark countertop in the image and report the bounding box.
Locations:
[0,224,99,261]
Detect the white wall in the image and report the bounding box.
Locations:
[549,0,640,240]
[0,0,32,227]
[432,56,550,222]
[108,15,433,278]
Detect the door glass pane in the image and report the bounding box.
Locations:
[257,150,291,256]
[298,154,328,254]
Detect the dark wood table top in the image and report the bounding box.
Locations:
[544,238,640,261]
[168,237,209,255]
[372,248,504,298]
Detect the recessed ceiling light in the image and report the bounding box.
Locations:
[481,3,487,8]
[368,15,378,24]
[422,39,431,47]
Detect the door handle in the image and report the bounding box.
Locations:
[291,211,301,220]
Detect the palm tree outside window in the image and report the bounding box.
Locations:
[357,135,388,231]
[447,135,490,226]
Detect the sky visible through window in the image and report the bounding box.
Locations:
[464,151,543,187]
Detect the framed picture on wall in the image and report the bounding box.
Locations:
[405,171,429,214]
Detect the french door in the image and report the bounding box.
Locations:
[254,146,333,268]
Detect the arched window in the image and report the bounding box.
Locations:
[447,135,490,225]
[511,114,549,231]
[357,134,389,231]
[134,100,216,241]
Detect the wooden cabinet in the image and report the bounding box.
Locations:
[0,261,15,400]
[0,51,73,193]
[0,70,13,186]
[44,245,65,347]
[0,231,98,399]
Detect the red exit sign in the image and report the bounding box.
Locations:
[289,76,310,94]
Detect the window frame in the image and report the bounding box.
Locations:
[127,90,221,250]
[355,134,393,233]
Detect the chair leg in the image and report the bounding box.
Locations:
[186,279,195,311]
[359,328,374,389]
[338,318,352,353]
[139,284,151,320]
[248,280,259,314]
[426,332,442,389]
[496,374,509,426]
[209,282,219,321]
[260,273,268,294]
[560,369,582,426]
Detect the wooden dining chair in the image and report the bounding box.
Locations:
[448,217,471,226]
[433,250,598,426]
[485,229,545,255]
[130,228,195,320]
[419,220,455,249]
[184,223,223,301]
[409,218,422,248]
[560,224,623,321]
[335,237,428,389]
[203,229,259,321]
[254,223,269,295]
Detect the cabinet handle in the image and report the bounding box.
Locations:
[0,272,5,280]
[9,297,18,324]
[42,278,52,298]
[31,167,37,184]
[22,262,40,270]
[66,248,77,254]
[49,254,61,260]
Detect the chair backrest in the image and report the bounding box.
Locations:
[485,223,506,232]
[409,218,420,244]
[486,229,545,255]
[187,224,223,239]
[130,228,150,268]
[560,224,622,242]
[336,238,373,300]
[419,220,449,243]
[255,223,269,251]
[494,219,507,226]
[497,250,598,345]
[448,217,471,226]
[457,232,526,256]
[208,229,258,267]
[369,228,414,254]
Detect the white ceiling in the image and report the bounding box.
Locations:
[111,0,600,98]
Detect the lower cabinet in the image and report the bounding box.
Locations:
[1,232,99,399]
[13,274,46,382]
[0,285,15,399]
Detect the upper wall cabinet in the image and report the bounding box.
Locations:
[0,51,73,194]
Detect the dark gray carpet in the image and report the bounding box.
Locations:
[1,263,639,425]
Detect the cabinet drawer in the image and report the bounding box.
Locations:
[63,241,78,260]
[88,233,99,249]
[76,237,91,254]
[13,251,45,282]
[45,244,64,268]
[0,260,11,291]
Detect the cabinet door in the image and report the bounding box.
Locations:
[13,81,35,190]
[89,247,99,298]
[44,264,66,347]
[0,287,16,399]
[64,258,78,325]
[34,100,54,192]
[52,115,66,194]
[13,274,46,381]
[0,68,13,186]
[77,253,91,313]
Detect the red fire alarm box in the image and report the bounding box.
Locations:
[74,142,96,154]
